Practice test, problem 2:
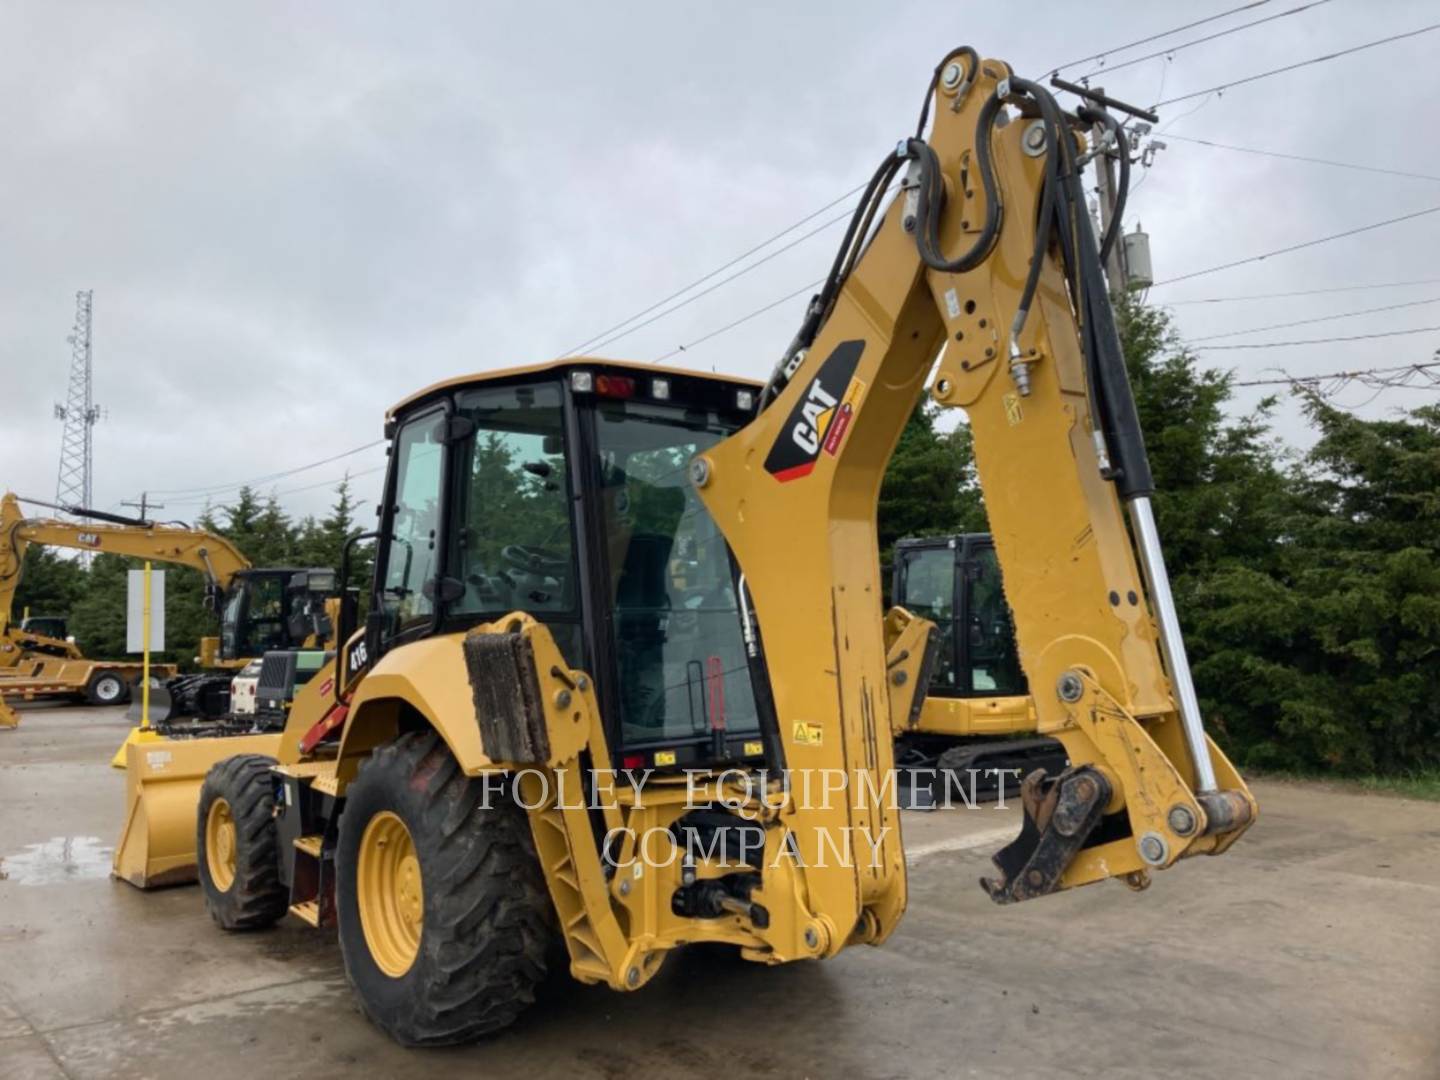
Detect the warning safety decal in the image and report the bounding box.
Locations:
[762,340,867,483]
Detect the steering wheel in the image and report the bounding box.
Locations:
[501,544,568,576]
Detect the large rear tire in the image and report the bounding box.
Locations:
[336,730,556,1046]
[196,754,288,929]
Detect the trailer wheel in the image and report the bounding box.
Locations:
[336,730,556,1046]
[197,754,287,929]
[85,671,128,706]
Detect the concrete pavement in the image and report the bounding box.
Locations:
[2,704,1437,1079]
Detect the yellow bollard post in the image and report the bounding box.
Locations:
[141,560,152,731]
[110,561,163,767]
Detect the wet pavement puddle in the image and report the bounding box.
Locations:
[0,835,112,884]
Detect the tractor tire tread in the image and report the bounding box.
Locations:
[197,753,287,930]
[339,730,555,1047]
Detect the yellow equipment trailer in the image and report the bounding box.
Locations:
[136,46,1253,1046]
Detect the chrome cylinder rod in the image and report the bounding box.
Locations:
[1126,495,1218,793]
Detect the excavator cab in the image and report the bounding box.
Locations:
[354,363,766,773]
[893,535,1025,698]
[217,568,337,662]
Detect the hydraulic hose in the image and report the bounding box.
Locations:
[1077,105,1129,265]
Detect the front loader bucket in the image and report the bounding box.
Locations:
[112,683,183,769]
[0,698,17,729]
[108,724,168,769]
[112,732,282,889]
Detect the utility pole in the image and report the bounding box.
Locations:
[1087,90,1161,299]
[1089,91,1129,299]
[121,493,163,523]
[54,290,101,514]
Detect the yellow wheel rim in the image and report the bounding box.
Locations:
[357,811,424,978]
[205,797,237,892]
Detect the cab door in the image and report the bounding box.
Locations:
[894,540,962,696]
[373,405,448,657]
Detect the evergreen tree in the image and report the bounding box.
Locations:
[1186,397,1440,772]
[11,547,86,625]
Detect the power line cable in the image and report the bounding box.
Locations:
[164,464,388,508]
[1154,23,1440,107]
[565,10,1301,363]
[1193,326,1440,350]
[1189,295,1440,341]
[1231,359,1440,386]
[557,181,869,358]
[582,200,878,356]
[1165,278,1440,304]
[1165,134,1440,183]
[140,440,385,499]
[1075,0,1332,81]
[1048,1,1274,75]
[651,278,825,364]
[1149,204,1440,287]
[572,16,1437,367]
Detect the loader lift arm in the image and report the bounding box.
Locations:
[695,49,1254,909]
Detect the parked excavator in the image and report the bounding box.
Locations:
[889,533,1066,804]
[0,492,336,731]
[116,46,1255,1046]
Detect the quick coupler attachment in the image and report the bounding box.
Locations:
[981,766,1111,904]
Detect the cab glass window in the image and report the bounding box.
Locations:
[381,412,444,639]
[593,400,760,747]
[966,546,1026,694]
[900,546,959,693]
[448,383,581,661]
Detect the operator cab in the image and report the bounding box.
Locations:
[892,534,1026,698]
[368,360,770,772]
[219,568,337,663]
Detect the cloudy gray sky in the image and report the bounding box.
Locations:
[3,1,1438,524]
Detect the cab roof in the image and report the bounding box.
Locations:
[386,357,762,419]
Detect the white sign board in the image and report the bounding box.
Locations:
[126,569,166,653]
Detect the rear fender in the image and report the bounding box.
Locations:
[334,618,597,783]
[336,634,490,779]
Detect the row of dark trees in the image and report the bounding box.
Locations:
[879,297,1440,776]
[14,300,1438,775]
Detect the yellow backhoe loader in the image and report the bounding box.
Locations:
[0,492,337,731]
[123,46,1255,1046]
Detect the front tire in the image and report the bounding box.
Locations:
[196,754,287,929]
[336,730,556,1046]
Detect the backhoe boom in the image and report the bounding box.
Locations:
[695,50,1255,908]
